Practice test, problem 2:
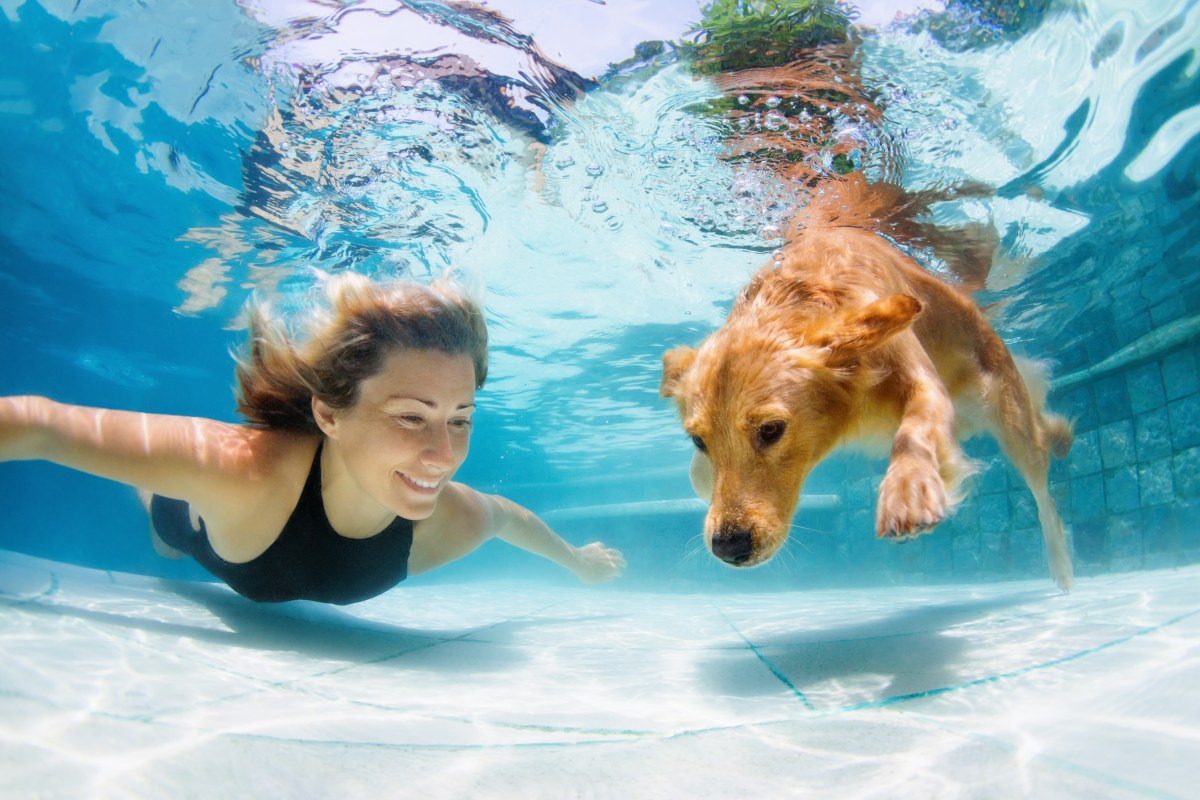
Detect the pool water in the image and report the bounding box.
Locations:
[1,0,1198,796]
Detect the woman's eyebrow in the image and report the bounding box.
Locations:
[385,395,475,410]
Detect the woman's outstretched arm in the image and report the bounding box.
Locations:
[0,395,258,509]
[408,481,625,583]
[484,493,625,583]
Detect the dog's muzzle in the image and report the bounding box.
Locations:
[711,527,754,566]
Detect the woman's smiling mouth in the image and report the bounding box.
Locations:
[398,472,441,493]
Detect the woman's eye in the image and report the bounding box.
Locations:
[451,418,473,431]
[690,435,707,453]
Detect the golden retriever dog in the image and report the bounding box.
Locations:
[660,50,1074,590]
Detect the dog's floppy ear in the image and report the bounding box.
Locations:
[660,346,697,397]
[818,294,923,362]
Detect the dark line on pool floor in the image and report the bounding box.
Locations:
[717,606,816,710]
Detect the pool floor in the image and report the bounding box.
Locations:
[1,548,1196,798]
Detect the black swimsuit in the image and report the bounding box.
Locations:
[150,445,414,604]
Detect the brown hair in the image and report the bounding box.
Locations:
[234,272,488,432]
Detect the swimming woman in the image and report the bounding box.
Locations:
[0,272,625,604]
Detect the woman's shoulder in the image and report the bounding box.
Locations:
[418,481,490,532]
[237,428,322,482]
[191,427,320,510]
[195,430,322,556]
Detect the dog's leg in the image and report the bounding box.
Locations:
[876,363,964,540]
[985,365,1074,591]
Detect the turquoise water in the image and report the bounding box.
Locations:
[1,0,1198,593]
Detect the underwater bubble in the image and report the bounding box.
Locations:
[765,96,781,108]
[592,200,609,213]
[759,224,781,240]
[555,154,575,169]
[414,79,442,98]
[737,94,750,105]
[586,162,605,177]
[764,112,787,131]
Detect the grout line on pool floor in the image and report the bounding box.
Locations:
[716,604,817,711]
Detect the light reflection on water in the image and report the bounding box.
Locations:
[157,0,1196,477]
[2,549,1198,796]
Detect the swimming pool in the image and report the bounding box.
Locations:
[1,0,1198,796]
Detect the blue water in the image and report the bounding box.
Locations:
[1,0,1198,590]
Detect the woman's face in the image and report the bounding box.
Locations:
[318,348,477,521]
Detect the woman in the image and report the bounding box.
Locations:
[0,272,624,603]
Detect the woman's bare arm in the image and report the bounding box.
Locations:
[487,494,625,583]
[419,483,624,583]
[408,482,625,582]
[0,395,261,509]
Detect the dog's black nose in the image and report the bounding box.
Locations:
[712,529,754,565]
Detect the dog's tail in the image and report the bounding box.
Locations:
[1043,413,1074,460]
[1016,356,1074,460]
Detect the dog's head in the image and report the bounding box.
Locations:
[661,292,922,567]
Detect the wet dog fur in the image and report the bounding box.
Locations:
[660,124,1075,589]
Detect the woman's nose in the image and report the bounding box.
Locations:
[421,425,455,466]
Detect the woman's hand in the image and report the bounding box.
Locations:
[569,542,626,584]
[464,490,627,584]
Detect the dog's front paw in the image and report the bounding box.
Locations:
[876,461,947,540]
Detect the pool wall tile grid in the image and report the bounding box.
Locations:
[2,548,1198,799]
[799,339,1200,585]
[1006,345,1197,576]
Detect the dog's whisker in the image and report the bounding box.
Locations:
[771,542,805,583]
[785,537,811,557]
[786,524,822,553]
[790,516,833,535]
[681,533,710,565]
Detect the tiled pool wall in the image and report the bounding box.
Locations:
[1051,341,1200,570]
[761,336,1200,588]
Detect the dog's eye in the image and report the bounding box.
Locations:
[757,420,786,447]
[690,435,707,453]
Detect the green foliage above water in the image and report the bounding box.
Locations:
[684,0,854,75]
